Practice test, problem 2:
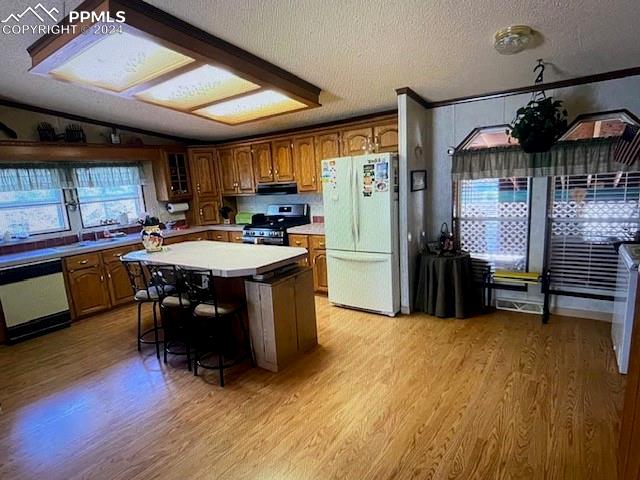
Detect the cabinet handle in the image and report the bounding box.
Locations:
[107,272,112,279]
[199,209,204,216]
[170,185,175,191]
[295,241,301,245]
[79,259,88,265]
[312,176,316,182]
[113,253,122,257]
[100,275,104,282]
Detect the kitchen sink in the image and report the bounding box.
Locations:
[52,238,119,251]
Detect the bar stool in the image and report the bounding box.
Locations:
[182,268,253,387]
[155,265,194,370]
[123,260,174,358]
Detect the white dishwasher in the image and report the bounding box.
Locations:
[612,244,640,374]
[0,259,70,343]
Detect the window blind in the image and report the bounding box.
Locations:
[548,172,640,293]
[456,177,530,272]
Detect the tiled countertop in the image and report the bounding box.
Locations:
[0,225,245,269]
[287,223,325,235]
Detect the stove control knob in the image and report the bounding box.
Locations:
[259,231,264,236]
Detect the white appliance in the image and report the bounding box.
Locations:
[321,153,400,316]
[612,243,640,374]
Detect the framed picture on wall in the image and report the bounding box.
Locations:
[411,170,427,191]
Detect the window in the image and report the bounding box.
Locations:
[458,125,518,150]
[0,189,69,234]
[455,177,530,271]
[548,172,640,293]
[559,110,639,141]
[77,185,145,227]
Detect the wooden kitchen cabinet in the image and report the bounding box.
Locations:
[64,254,110,318]
[153,147,191,201]
[229,231,245,243]
[102,246,136,307]
[292,136,317,192]
[373,121,398,153]
[310,248,328,294]
[252,142,274,183]
[341,127,374,156]
[234,147,255,193]
[189,149,222,225]
[289,234,310,267]
[218,148,238,195]
[209,230,230,242]
[271,139,295,182]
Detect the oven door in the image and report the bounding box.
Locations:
[242,235,284,246]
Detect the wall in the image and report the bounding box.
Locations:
[398,94,429,313]
[236,192,324,219]
[425,75,640,319]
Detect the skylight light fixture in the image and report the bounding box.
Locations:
[194,90,308,125]
[27,0,321,125]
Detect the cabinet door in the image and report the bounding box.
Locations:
[234,147,255,193]
[167,153,191,199]
[198,198,221,225]
[218,148,237,195]
[252,142,274,183]
[293,136,317,192]
[229,232,245,243]
[341,127,373,156]
[315,132,340,161]
[272,139,295,182]
[374,122,398,153]
[191,150,219,197]
[67,266,110,317]
[311,250,328,293]
[209,230,230,242]
[105,261,133,307]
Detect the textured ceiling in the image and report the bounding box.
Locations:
[1,0,639,141]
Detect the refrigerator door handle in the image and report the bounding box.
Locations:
[328,251,388,263]
[349,160,357,245]
[352,160,360,246]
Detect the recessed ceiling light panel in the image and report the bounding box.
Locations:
[49,31,195,92]
[135,64,260,110]
[194,90,307,124]
[494,25,534,55]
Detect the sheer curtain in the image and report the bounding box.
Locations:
[0,162,144,191]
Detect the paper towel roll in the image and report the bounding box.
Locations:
[166,202,189,214]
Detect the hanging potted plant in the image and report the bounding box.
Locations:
[509,97,568,153]
[139,214,163,252]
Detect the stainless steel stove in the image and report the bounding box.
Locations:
[242,204,310,245]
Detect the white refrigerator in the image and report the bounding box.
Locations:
[321,153,400,316]
[612,243,640,374]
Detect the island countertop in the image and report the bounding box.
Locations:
[121,240,308,277]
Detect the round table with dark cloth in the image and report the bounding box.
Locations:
[414,251,481,318]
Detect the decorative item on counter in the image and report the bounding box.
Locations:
[438,222,455,254]
[235,212,254,225]
[139,214,163,253]
[509,60,568,153]
[37,122,60,142]
[219,206,235,224]
[64,124,86,143]
[118,212,129,226]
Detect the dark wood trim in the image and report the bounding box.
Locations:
[395,87,429,109]
[200,109,398,147]
[0,141,164,162]
[397,66,640,109]
[0,98,193,143]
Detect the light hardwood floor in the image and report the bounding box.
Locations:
[0,297,625,480]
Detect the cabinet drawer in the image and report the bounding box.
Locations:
[164,234,188,245]
[309,235,326,250]
[102,245,136,264]
[289,234,308,248]
[210,230,230,242]
[187,232,209,241]
[229,232,245,243]
[65,252,101,271]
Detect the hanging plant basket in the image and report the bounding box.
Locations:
[510,97,568,153]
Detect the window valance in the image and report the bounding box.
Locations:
[452,138,625,181]
[0,162,145,192]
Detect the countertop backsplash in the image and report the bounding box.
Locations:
[236,193,324,219]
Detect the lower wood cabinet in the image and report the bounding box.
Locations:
[229,231,245,243]
[66,263,110,318]
[209,230,230,242]
[288,234,327,293]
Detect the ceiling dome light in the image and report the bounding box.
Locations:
[494,25,534,55]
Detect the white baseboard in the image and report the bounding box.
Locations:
[551,306,612,322]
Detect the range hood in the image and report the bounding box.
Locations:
[256,182,298,195]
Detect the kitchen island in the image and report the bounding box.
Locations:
[122,241,318,372]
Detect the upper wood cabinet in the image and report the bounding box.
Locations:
[271,139,295,182]
[234,147,255,193]
[217,147,255,195]
[373,121,398,153]
[153,148,191,201]
[341,127,374,156]
[218,148,237,195]
[252,142,274,184]
[190,150,219,198]
[292,136,317,192]
[315,132,340,161]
